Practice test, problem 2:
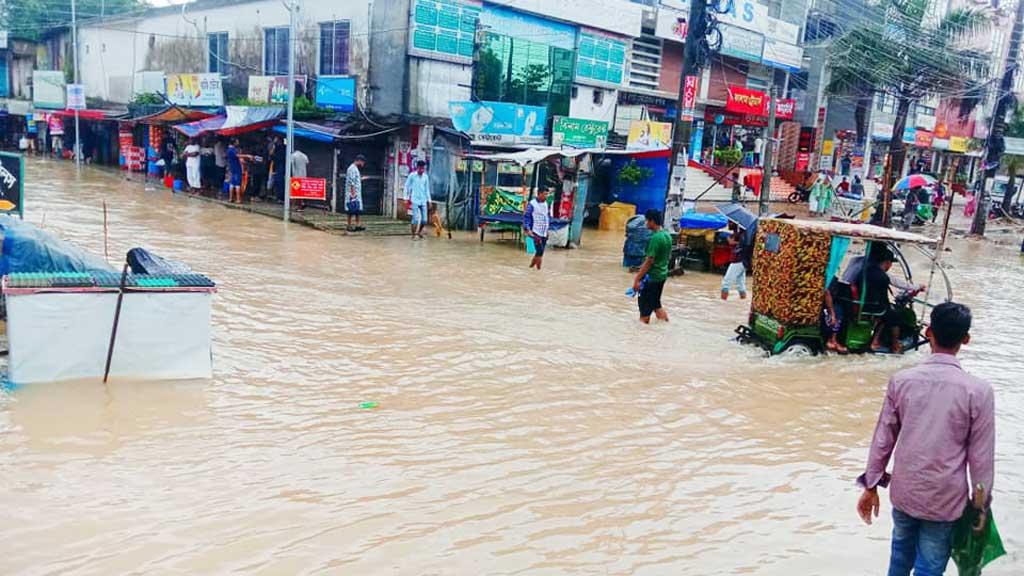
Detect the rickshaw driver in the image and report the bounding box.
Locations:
[861,247,921,353]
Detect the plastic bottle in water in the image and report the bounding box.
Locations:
[625,274,648,298]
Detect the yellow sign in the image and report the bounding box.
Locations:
[627,120,672,151]
[949,136,967,153]
[0,200,15,211]
[821,139,834,156]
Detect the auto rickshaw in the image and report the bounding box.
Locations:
[735,219,951,355]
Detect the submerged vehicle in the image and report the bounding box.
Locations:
[735,219,951,355]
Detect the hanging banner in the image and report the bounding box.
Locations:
[314,76,356,112]
[626,120,672,151]
[718,23,764,64]
[762,38,803,72]
[682,75,699,111]
[775,98,796,120]
[914,130,933,148]
[0,152,25,218]
[66,84,86,110]
[449,100,547,144]
[165,73,224,107]
[248,75,308,104]
[949,136,968,153]
[725,85,768,116]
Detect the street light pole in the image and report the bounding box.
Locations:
[282,0,297,222]
[71,0,81,167]
[759,74,778,216]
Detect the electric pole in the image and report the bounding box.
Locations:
[665,0,708,225]
[759,74,777,215]
[282,0,297,222]
[71,0,81,167]
[974,0,1024,235]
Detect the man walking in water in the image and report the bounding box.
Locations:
[857,302,995,576]
[345,154,366,232]
[183,137,202,194]
[632,209,672,323]
[523,187,550,269]
[404,160,431,239]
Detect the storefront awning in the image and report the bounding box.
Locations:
[272,121,340,143]
[174,106,284,137]
[128,106,220,126]
[461,146,669,167]
[49,108,128,121]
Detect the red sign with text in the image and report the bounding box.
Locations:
[290,177,327,200]
[775,98,796,120]
[682,76,699,111]
[726,85,768,116]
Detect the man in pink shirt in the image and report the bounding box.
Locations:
[857,302,995,576]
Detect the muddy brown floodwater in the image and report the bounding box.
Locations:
[1,157,1022,575]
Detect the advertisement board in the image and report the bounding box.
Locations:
[902,125,916,144]
[914,130,933,148]
[725,85,768,116]
[409,0,481,63]
[248,75,308,104]
[32,70,66,109]
[682,75,699,111]
[449,101,547,144]
[872,121,894,140]
[0,152,25,218]
[626,120,672,151]
[552,117,609,148]
[718,23,764,63]
[659,0,799,43]
[314,76,357,112]
[66,84,86,110]
[290,177,327,201]
[166,73,224,107]
[576,30,628,86]
[762,38,803,72]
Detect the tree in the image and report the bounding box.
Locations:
[1001,104,1024,214]
[6,0,144,41]
[827,0,990,221]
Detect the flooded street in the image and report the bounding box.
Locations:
[2,157,1022,574]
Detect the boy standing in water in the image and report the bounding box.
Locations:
[633,209,672,323]
[523,188,550,270]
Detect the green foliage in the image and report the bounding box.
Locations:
[713,148,743,167]
[617,160,653,186]
[132,92,164,106]
[7,0,143,41]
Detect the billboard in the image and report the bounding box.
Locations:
[0,152,25,218]
[314,76,356,112]
[626,120,672,151]
[718,23,764,64]
[409,0,482,63]
[449,101,547,144]
[32,70,66,109]
[248,75,308,104]
[552,116,609,148]
[66,84,86,110]
[165,73,223,107]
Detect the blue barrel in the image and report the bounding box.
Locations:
[173,179,183,191]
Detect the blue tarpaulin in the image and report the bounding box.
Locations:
[272,121,339,143]
[174,106,284,138]
[0,215,113,276]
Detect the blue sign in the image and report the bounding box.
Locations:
[314,76,356,112]
[479,5,576,50]
[449,101,548,144]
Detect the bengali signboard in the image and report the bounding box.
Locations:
[248,75,308,104]
[762,38,803,72]
[626,120,672,151]
[902,125,916,144]
[949,136,968,153]
[290,177,327,201]
[449,100,547,144]
[66,84,86,110]
[726,85,768,116]
[32,70,66,109]
[719,23,764,63]
[166,73,224,107]
[314,76,357,112]
[660,0,799,44]
[682,75,699,111]
[0,152,25,218]
[551,116,609,148]
[914,130,933,148]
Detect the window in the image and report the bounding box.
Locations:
[319,21,351,75]
[474,32,574,117]
[208,32,229,74]
[576,32,627,86]
[592,89,604,105]
[264,27,289,75]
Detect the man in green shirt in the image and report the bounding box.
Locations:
[632,209,673,323]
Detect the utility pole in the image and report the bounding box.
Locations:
[974,0,1024,236]
[665,0,708,225]
[759,73,777,215]
[71,0,81,167]
[282,0,297,222]
[862,93,875,183]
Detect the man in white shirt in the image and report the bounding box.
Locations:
[403,160,431,239]
[214,138,227,191]
[345,154,366,232]
[291,148,310,211]
[183,138,202,193]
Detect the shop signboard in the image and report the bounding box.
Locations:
[165,73,223,107]
[762,38,803,72]
[626,120,672,150]
[32,70,66,109]
[932,138,950,151]
[821,140,834,156]
[725,85,768,116]
[902,125,916,144]
[66,84,86,110]
[915,113,936,131]
[775,98,796,120]
[718,23,764,64]
[314,76,356,112]
[659,0,798,43]
[551,116,609,148]
[249,75,308,104]
[576,30,628,86]
[914,130,933,148]
[795,151,810,171]
[654,4,689,41]
[819,154,833,170]
[409,0,481,63]
[290,177,327,201]
[0,152,25,218]
[682,75,699,111]
[872,121,894,140]
[949,136,968,153]
[449,100,547,144]
[1004,136,1024,156]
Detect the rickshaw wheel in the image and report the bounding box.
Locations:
[781,341,817,357]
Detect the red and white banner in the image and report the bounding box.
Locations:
[726,85,795,119]
[775,98,796,120]
[682,76,699,111]
[290,177,327,201]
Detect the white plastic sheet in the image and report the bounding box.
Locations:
[7,291,213,384]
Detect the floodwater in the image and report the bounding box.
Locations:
[1,157,1021,575]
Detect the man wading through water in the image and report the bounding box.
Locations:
[857,302,995,576]
[523,187,550,270]
[632,209,672,323]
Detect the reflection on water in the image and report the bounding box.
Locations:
[1,158,1021,574]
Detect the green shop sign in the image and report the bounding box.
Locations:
[551,117,609,148]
